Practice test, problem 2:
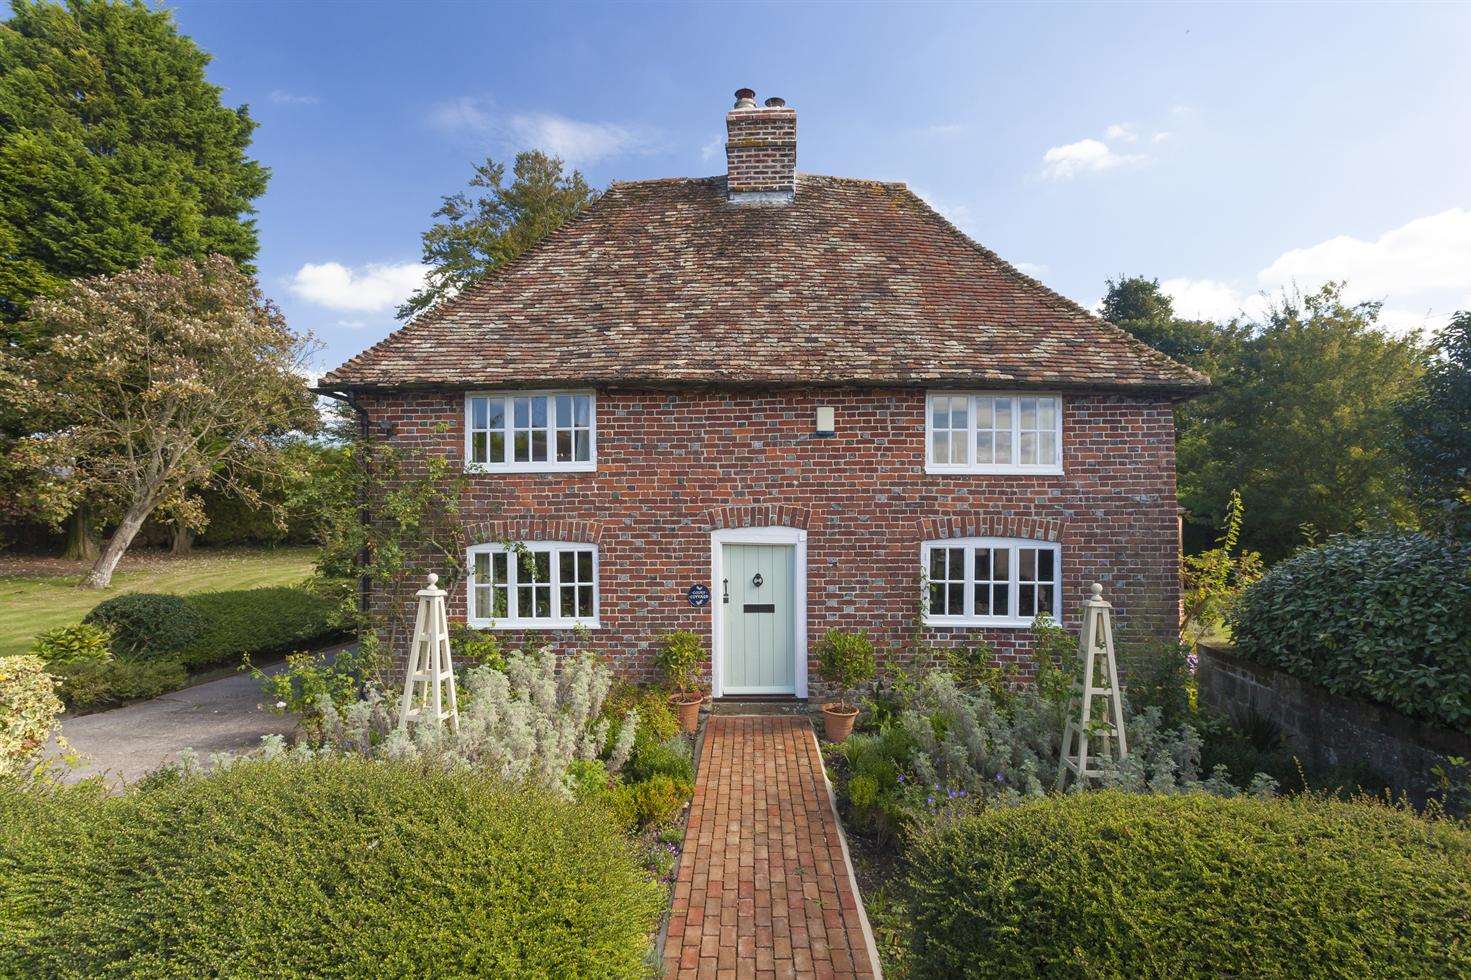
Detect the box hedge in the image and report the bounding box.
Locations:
[0,758,664,977]
[905,790,1471,978]
[1229,533,1471,732]
[176,585,345,669]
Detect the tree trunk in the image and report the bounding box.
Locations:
[82,499,153,589]
[170,521,195,556]
[60,506,100,561]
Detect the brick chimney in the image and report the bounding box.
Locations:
[725,88,796,205]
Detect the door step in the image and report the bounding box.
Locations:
[709,696,810,717]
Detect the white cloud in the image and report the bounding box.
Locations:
[1105,123,1137,143]
[270,90,319,106]
[1158,209,1471,333]
[1160,278,1269,322]
[700,134,723,162]
[1040,138,1145,180]
[1151,131,1173,143]
[289,261,428,313]
[429,97,657,164]
[1014,261,1049,278]
[911,186,978,237]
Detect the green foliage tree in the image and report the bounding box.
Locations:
[397,150,596,321]
[1179,284,1425,560]
[1400,310,1471,539]
[0,256,317,588]
[0,0,267,322]
[1179,489,1263,643]
[1100,275,1245,370]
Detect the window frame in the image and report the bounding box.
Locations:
[924,391,1064,476]
[920,536,1062,628]
[465,541,600,630]
[463,389,597,474]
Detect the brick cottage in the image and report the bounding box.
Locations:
[320,88,1205,698]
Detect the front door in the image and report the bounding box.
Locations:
[721,542,796,694]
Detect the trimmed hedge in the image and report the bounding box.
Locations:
[1230,534,1471,732]
[905,791,1471,978]
[0,758,664,976]
[177,585,344,669]
[82,593,203,658]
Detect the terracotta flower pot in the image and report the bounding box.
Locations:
[669,693,703,733]
[820,702,859,742]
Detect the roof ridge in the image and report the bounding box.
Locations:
[893,186,1210,388]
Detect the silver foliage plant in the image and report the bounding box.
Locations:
[899,671,1277,811]
[251,648,634,799]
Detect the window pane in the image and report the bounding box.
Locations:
[493,586,508,618]
[514,398,530,427]
[475,585,490,617]
[1038,431,1057,465]
[975,583,990,616]
[1020,583,1036,614]
[931,400,947,428]
[513,430,530,462]
[948,549,964,578]
[1038,583,1056,614]
[530,396,547,427]
[472,397,488,429]
[474,553,489,580]
[996,430,1013,462]
[489,430,505,463]
[1020,431,1037,465]
[492,552,508,584]
[994,548,1009,578]
[932,431,950,464]
[559,585,577,618]
[1038,398,1057,428]
[574,430,590,461]
[530,429,547,462]
[949,399,968,430]
[976,430,994,463]
[578,584,593,614]
[1020,548,1036,578]
[535,587,551,619]
[1037,550,1055,580]
[952,427,969,463]
[577,550,593,580]
[559,550,575,582]
[995,398,1012,426]
[471,431,487,463]
[556,395,573,425]
[948,583,964,612]
[1020,397,1037,429]
[992,583,1009,616]
[574,395,590,426]
[486,398,505,429]
[976,397,993,428]
[556,429,573,463]
[929,583,945,615]
[929,550,945,580]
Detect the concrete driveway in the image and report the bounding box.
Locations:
[48,646,348,787]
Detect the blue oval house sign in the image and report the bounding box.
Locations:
[687,584,711,607]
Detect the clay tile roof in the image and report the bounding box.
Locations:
[322,175,1207,394]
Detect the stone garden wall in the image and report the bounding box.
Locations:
[1197,641,1471,801]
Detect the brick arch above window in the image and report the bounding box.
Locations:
[919,512,1065,544]
[705,504,812,532]
[464,517,604,545]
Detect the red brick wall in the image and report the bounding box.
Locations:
[360,387,1181,694]
[725,106,796,195]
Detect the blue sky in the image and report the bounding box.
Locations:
[160,0,1471,375]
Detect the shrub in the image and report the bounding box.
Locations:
[612,773,693,829]
[178,585,344,669]
[30,623,113,670]
[655,630,704,695]
[1230,533,1471,731]
[602,681,680,755]
[55,658,187,710]
[449,623,507,671]
[624,735,696,785]
[82,593,204,658]
[904,791,1471,978]
[815,628,876,709]
[0,758,664,976]
[0,656,62,777]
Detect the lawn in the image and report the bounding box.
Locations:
[0,547,320,658]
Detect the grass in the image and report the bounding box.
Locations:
[0,547,320,658]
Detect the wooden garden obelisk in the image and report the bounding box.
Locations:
[398,573,459,732]
[1057,583,1128,789]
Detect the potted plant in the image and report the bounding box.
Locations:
[656,630,706,733]
[815,628,876,742]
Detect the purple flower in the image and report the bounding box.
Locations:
[896,774,905,784]
[926,795,935,806]
[995,772,1005,782]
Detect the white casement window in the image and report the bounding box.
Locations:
[921,537,1061,627]
[925,393,1063,475]
[465,391,595,472]
[466,542,599,629]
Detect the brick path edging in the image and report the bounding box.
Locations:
[662,715,882,978]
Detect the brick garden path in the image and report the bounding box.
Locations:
[663,715,879,979]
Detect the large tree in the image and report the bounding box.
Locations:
[0,0,268,557]
[397,150,595,321]
[1400,310,1471,538]
[1179,284,1425,560]
[1,256,316,588]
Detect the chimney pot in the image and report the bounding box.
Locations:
[733,87,757,109]
[764,97,786,108]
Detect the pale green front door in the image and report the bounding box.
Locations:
[722,543,796,694]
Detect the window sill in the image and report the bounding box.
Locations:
[925,464,1064,477]
[922,615,1045,629]
[464,461,597,475]
[465,618,600,631]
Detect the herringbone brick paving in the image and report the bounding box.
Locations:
[663,715,877,979]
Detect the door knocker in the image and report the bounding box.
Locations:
[752,572,764,588]
[722,578,729,603]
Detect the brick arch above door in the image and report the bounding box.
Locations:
[919,512,1066,543]
[463,517,604,545]
[705,504,812,532]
